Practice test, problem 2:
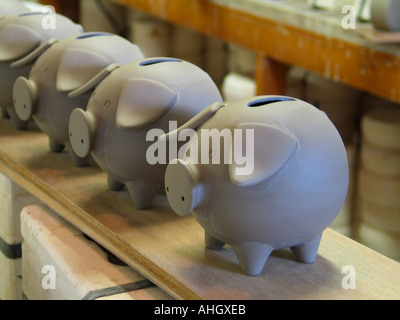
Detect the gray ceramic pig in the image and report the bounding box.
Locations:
[0,11,82,129]
[0,0,30,16]
[13,32,144,166]
[0,0,31,117]
[164,96,349,276]
[68,57,223,209]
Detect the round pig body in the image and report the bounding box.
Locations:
[0,0,30,16]
[0,1,32,119]
[13,32,144,166]
[68,57,223,209]
[0,12,82,129]
[164,96,349,276]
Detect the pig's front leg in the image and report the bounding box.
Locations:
[126,180,161,210]
[107,175,124,191]
[290,232,322,264]
[49,137,65,153]
[8,107,29,130]
[205,232,225,250]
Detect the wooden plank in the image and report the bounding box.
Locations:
[1,119,400,299]
[108,0,400,103]
[21,205,172,300]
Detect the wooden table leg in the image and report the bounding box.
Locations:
[39,0,80,23]
[255,52,289,96]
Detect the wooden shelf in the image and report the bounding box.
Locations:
[1,118,400,299]
[104,0,400,103]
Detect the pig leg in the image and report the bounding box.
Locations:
[66,143,91,167]
[290,232,322,264]
[107,175,124,191]
[8,107,29,130]
[49,137,65,153]
[68,149,91,167]
[65,143,90,167]
[1,107,9,118]
[205,232,225,250]
[126,181,161,210]
[232,242,273,276]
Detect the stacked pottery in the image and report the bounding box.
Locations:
[356,106,400,261]
[370,0,400,31]
[222,44,256,102]
[221,72,256,103]
[171,25,205,68]
[308,0,357,11]
[79,0,126,34]
[127,10,171,57]
[203,36,227,88]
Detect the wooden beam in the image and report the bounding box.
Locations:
[107,0,400,103]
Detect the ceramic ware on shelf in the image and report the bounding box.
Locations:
[68,57,223,209]
[13,32,144,166]
[0,11,82,129]
[356,106,400,261]
[164,96,349,276]
[308,0,357,11]
[370,0,400,31]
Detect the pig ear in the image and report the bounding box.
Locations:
[11,38,58,68]
[68,63,120,98]
[56,48,110,93]
[229,123,298,187]
[160,102,225,141]
[116,78,177,129]
[0,23,40,62]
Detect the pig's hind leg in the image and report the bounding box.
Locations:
[204,232,225,250]
[290,232,322,264]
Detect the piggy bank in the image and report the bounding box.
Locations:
[0,0,30,16]
[13,32,144,166]
[68,57,223,209]
[0,12,82,129]
[164,96,349,276]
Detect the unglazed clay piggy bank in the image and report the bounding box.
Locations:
[0,12,82,129]
[13,32,144,166]
[0,0,30,16]
[164,96,349,276]
[68,57,223,209]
